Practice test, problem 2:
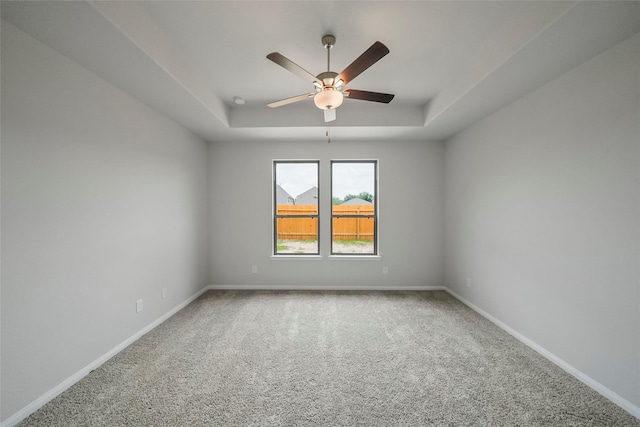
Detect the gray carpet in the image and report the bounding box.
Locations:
[19,290,639,426]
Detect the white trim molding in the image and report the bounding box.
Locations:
[270,255,324,261]
[6,285,636,424]
[1,287,210,427]
[327,255,382,261]
[206,284,446,292]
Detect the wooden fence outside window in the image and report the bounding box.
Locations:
[276,205,374,241]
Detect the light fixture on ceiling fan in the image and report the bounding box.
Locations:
[266,34,394,122]
[313,35,344,115]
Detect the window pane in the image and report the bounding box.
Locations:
[276,217,318,254]
[274,161,319,255]
[276,163,318,208]
[332,217,375,254]
[331,161,376,255]
[332,162,375,213]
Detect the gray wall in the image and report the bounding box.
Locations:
[444,33,640,408]
[1,22,210,421]
[209,139,444,289]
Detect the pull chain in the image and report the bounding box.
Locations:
[326,128,331,144]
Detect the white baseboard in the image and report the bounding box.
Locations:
[206,284,448,291]
[444,288,640,420]
[1,286,209,427]
[5,285,636,424]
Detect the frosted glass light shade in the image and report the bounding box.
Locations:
[314,89,343,110]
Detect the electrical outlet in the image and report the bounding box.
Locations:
[466,278,471,288]
[136,299,143,313]
[252,265,258,274]
[383,266,388,275]
[161,288,167,299]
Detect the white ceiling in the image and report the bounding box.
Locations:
[2,1,639,143]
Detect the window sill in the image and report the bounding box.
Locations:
[328,255,381,261]
[270,255,381,261]
[270,255,324,260]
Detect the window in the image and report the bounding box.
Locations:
[331,161,377,255]
[273,161,319,255]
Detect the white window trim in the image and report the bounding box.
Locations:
[327,255,382,261]
[270,255,324,261]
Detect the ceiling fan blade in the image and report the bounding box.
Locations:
[337,41,389,86]
[267,93,315,108]
[267,52,318,84]
[344,89,394,103]
[324,109,336,122]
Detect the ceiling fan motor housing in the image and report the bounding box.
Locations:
[316,71,340,89]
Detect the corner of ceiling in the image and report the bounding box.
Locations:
[88,0,230,128]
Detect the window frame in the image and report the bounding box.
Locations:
[330,160,378,256]
[273,160,320,256]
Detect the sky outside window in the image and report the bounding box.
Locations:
[275,162,374,200]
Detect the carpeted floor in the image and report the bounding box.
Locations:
[18,290,640,426]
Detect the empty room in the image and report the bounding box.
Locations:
[1,1,639,425]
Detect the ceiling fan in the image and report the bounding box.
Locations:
[266,35,395,122]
